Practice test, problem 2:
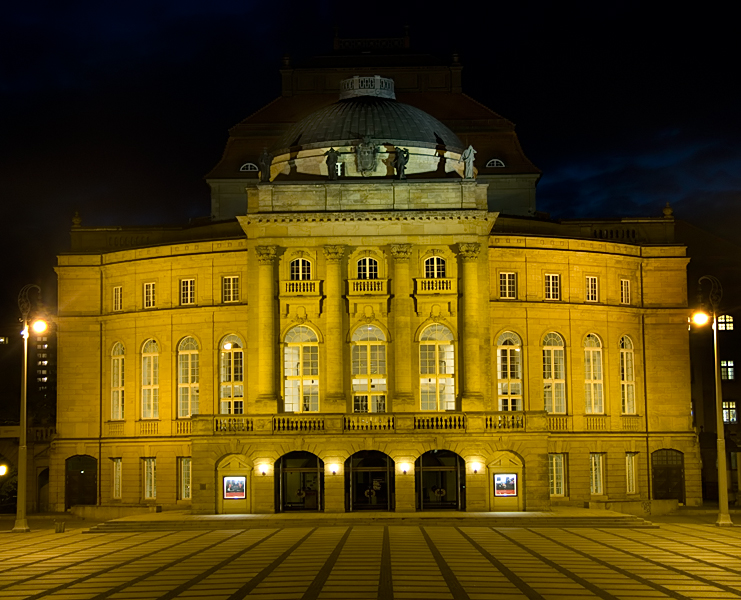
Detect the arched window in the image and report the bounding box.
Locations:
[290,258,312,281]
[284,326,319,412]
[419,324,455,410]
[620,336,635,414]
[497,331,523,411]
[351,325,387,413]
[357,257,378,280]
[178,337,199,418]
[239,162,258,172]
[111,343,125,420]
[424,256,446,279]
[220,334,244,414]
[543,333,566,414]
[584,334,603,414]
[142,339,159,419]
[485,158,505,168]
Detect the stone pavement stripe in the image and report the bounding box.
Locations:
[632,527,741,560]
[379,525,394,600]
[420,525,470,600]
[298,526,351,600]
[657,523,741,544]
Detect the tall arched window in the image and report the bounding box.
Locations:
[284,326,319,412]
[543,333,566,414]
[141,339,159,419]
[419,324,455,410]
[357,257,378,280]
[620,336,635,414]
[178,337,199,418]
[351,325,387,413]
[424,256,446,278]
[497,331,523,411]
[220,334,244,414]
[584,334,604,414]
[111,343,125,420]
[290,258,312,281]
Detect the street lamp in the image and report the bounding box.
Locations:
[14,284,47,533]
[691,275,733,526]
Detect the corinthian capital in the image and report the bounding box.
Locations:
[323,245,346,263]
[256,245,278,265]
[458,242,481,262]
[390,244,412,262]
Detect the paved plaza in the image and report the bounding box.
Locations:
[1,515,740,600]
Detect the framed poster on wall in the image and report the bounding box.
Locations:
[494,473,517,497]
[223,476,246,499]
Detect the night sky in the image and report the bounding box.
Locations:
[0,2,738,337]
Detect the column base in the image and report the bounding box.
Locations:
[391,393,414,412]
[255,395,279,414]
[461,393,485,412]
[323,393,347,414]
[716,513,734,526]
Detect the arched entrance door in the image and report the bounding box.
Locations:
[415,450,465,510]
[652,449,685,503]
[275,451,324,512]
[345,451,394,511]
[65,455,97,509]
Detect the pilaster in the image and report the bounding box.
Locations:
[459,242,484,410]
[391,244,414,411]
[323,245,346,412]
[256,245,278,412]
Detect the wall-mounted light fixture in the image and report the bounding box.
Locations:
[329,464,340,475]
[470,462,482,474]
[399,462,411,475]
[259,464,269,476]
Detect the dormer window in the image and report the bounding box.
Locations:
[239,163,258,172]
[486,158,505,168]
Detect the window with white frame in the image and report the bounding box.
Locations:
[584,334,604,413]
[722,360,735,380]
[180,457,192,500]
[723,401,737,424]
[543,333,566,413]
[144,282,156,308]
[112,458,122,499]
[589,453,604,495]
[111,342,125,420]
[549,453,566,496]
[585,276,598,302]
[222,276,239,303]
[620,279,631,305]
[626,452,638,494]
[352,325,387,413]
[620,336,636,414]
[219,334,244,414]
[113,286,122,312]
[143,458,156,499]
[284,326,319,412]
[485,158,505,167]
[141,339,159,419]
[178,337,199,418]
[500,272,517,299]
[718,315,734,331]
[180,279,195,305]
[545,273,560,300]
[290,258,312,280]
[419,324,455,411]
[497,331,523,411]
[357,257,378,280]
[424,256,446,279]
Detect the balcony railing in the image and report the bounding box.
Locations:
[344,415,395,431]
[282,280,321,296]
[139,421,159,436]
[414,414,466,430]
[175,420,192,435]
[107,422,124,437]
[273,415,325,433]
[585,415,608,431]
[621,415,643,431]
[348,279,387,294]
[486,412,525,430]
[415,278,456,294]
[215,416,253,433]
[547,415,570,431]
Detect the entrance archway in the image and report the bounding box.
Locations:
[275,451,324,512]
[652,449,685,503]
[65,455,97,509]
[415,450,465,511]
[345,451,394,511]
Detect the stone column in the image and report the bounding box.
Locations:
[391,244,414,411]
[323,245,346,413]
[459,242,484,411]
[256,246,278,411]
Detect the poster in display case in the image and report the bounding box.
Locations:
[494,473,517,496]
[223,476,246,499]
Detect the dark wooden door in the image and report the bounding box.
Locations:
[65,455,97,509]
[652,449,685,503]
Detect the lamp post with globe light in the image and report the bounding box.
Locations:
[13,284,47,533]
[691,275,733,526]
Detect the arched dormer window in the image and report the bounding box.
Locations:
[419,324,455,410]
[543,333,566,414]
[111,343,125,420]
[497,331,522,411]
[220,334,244,414]
[357,257,378,280]
[290,258,312,281]
[178,337,199,418]
[284,326,319,412]
[424,256,446,279]
[584,334,603,414]
[620,336,635,414]
[486,158,505,168]
[239,162,258,172]
[351,325,387,413]
[142,339,159,419]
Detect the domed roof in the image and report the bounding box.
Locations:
[273,95,464,155]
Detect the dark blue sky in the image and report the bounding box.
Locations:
[1,0,739,321]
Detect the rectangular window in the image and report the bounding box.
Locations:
[143,458,156,499]
[723,401,737,424]
[626,453,638,494]
[144,282,156,308]
[111,355,125,420]
[222,276,239,303]
[590,453,604,495]
[620,347,636,414]
[545,274,560,300]
[585,276,598,302]
[548,454,566,496]
[721,360,735,380]
[620,279,631,305]
[180,279,195,305]
[180,457,192,500]
[718,315,734,331]
[499,272,517,299]
[112,458,122,499]
[113,286,122,312]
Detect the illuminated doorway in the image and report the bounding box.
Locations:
[415,450,465,510]
[275,451,324,512]
[345,451,394,511]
